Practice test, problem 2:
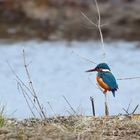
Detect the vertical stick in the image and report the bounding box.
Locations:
[94,0,106,61]
[90,97,96,116]
[104,94,109,116]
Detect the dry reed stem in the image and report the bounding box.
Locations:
[62,95,77,115]
[22,49,46,119]
[8,50,47,119]
[17,82,36,117]
[8,61,43,117]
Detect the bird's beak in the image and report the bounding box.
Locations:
[86,68,96,72]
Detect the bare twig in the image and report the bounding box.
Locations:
[8,61,44,118]
[132,104,139,114]
[94,0,106,60]
[17,82,36,117]
[7,61,35,97]
[81,11,97,27]
[122,108,129,115]
[8,50,47,119]
[117,76,140,80]
[122,99,139,115]
[47,101,57,116]
[17,81,42,117]
[127,99,132,113]
[72,50,97,64]
[62,95,76,114]
[22,49,46,119]
[81,0,106,61]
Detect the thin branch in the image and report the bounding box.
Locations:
[80,0,107,62]
[122,108,129,115]
[81,11,97,27]
[17,82,36,117]
[72,50,97,64]
[17,81,42,117]
[117,76,140,80]
[100,23,109,27]
[132,104,139,114]
[81,23,97,30]
[22,49,46,119]
[7,50,47,119]
[127,99,132,113]
[8,60,44,118]
[62,95,76,114]
[7,61,34,97]
[47,101,57,116]
[94,0,106,60]
[23,50,35,95]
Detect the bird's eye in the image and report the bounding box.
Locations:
[96,67,99,70]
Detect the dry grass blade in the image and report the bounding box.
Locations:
[122,108,129,115]
[7,50,47,119]
[62,95,76,115]
[47,101,57,116]
[7,61,34,97]
[22,49,46,119]
[127,99,132,113]
[8,61,44,118]
[17,81,44,117]
[17,82,36,117]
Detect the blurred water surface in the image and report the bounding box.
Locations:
[0,40,139,118]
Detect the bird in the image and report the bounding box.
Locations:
[86,63,118,97]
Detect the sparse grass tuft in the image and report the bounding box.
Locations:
[0,115,139,139]
[0,105,6,127]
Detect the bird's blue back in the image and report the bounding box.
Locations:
[98,71,118,96]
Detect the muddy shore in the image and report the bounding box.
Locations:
[0,2,140,41]
[0,115,139,140]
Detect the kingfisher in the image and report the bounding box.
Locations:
[86,63,118,97]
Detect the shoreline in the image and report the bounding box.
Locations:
[0,114,139,140]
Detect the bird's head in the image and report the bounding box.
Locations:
[86,63,111,72]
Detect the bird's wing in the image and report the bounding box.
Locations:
[101,72,118,90]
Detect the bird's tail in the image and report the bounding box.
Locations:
[112,90,115,97]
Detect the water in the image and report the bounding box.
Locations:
[0,40,139,118]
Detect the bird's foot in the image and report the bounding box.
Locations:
[103,90,107,94]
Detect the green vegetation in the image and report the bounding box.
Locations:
[0,106,5,127]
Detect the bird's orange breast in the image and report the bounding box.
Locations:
[96,76,110,91]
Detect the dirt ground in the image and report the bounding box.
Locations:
[0,115,139,140]
[0,1,140,41]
